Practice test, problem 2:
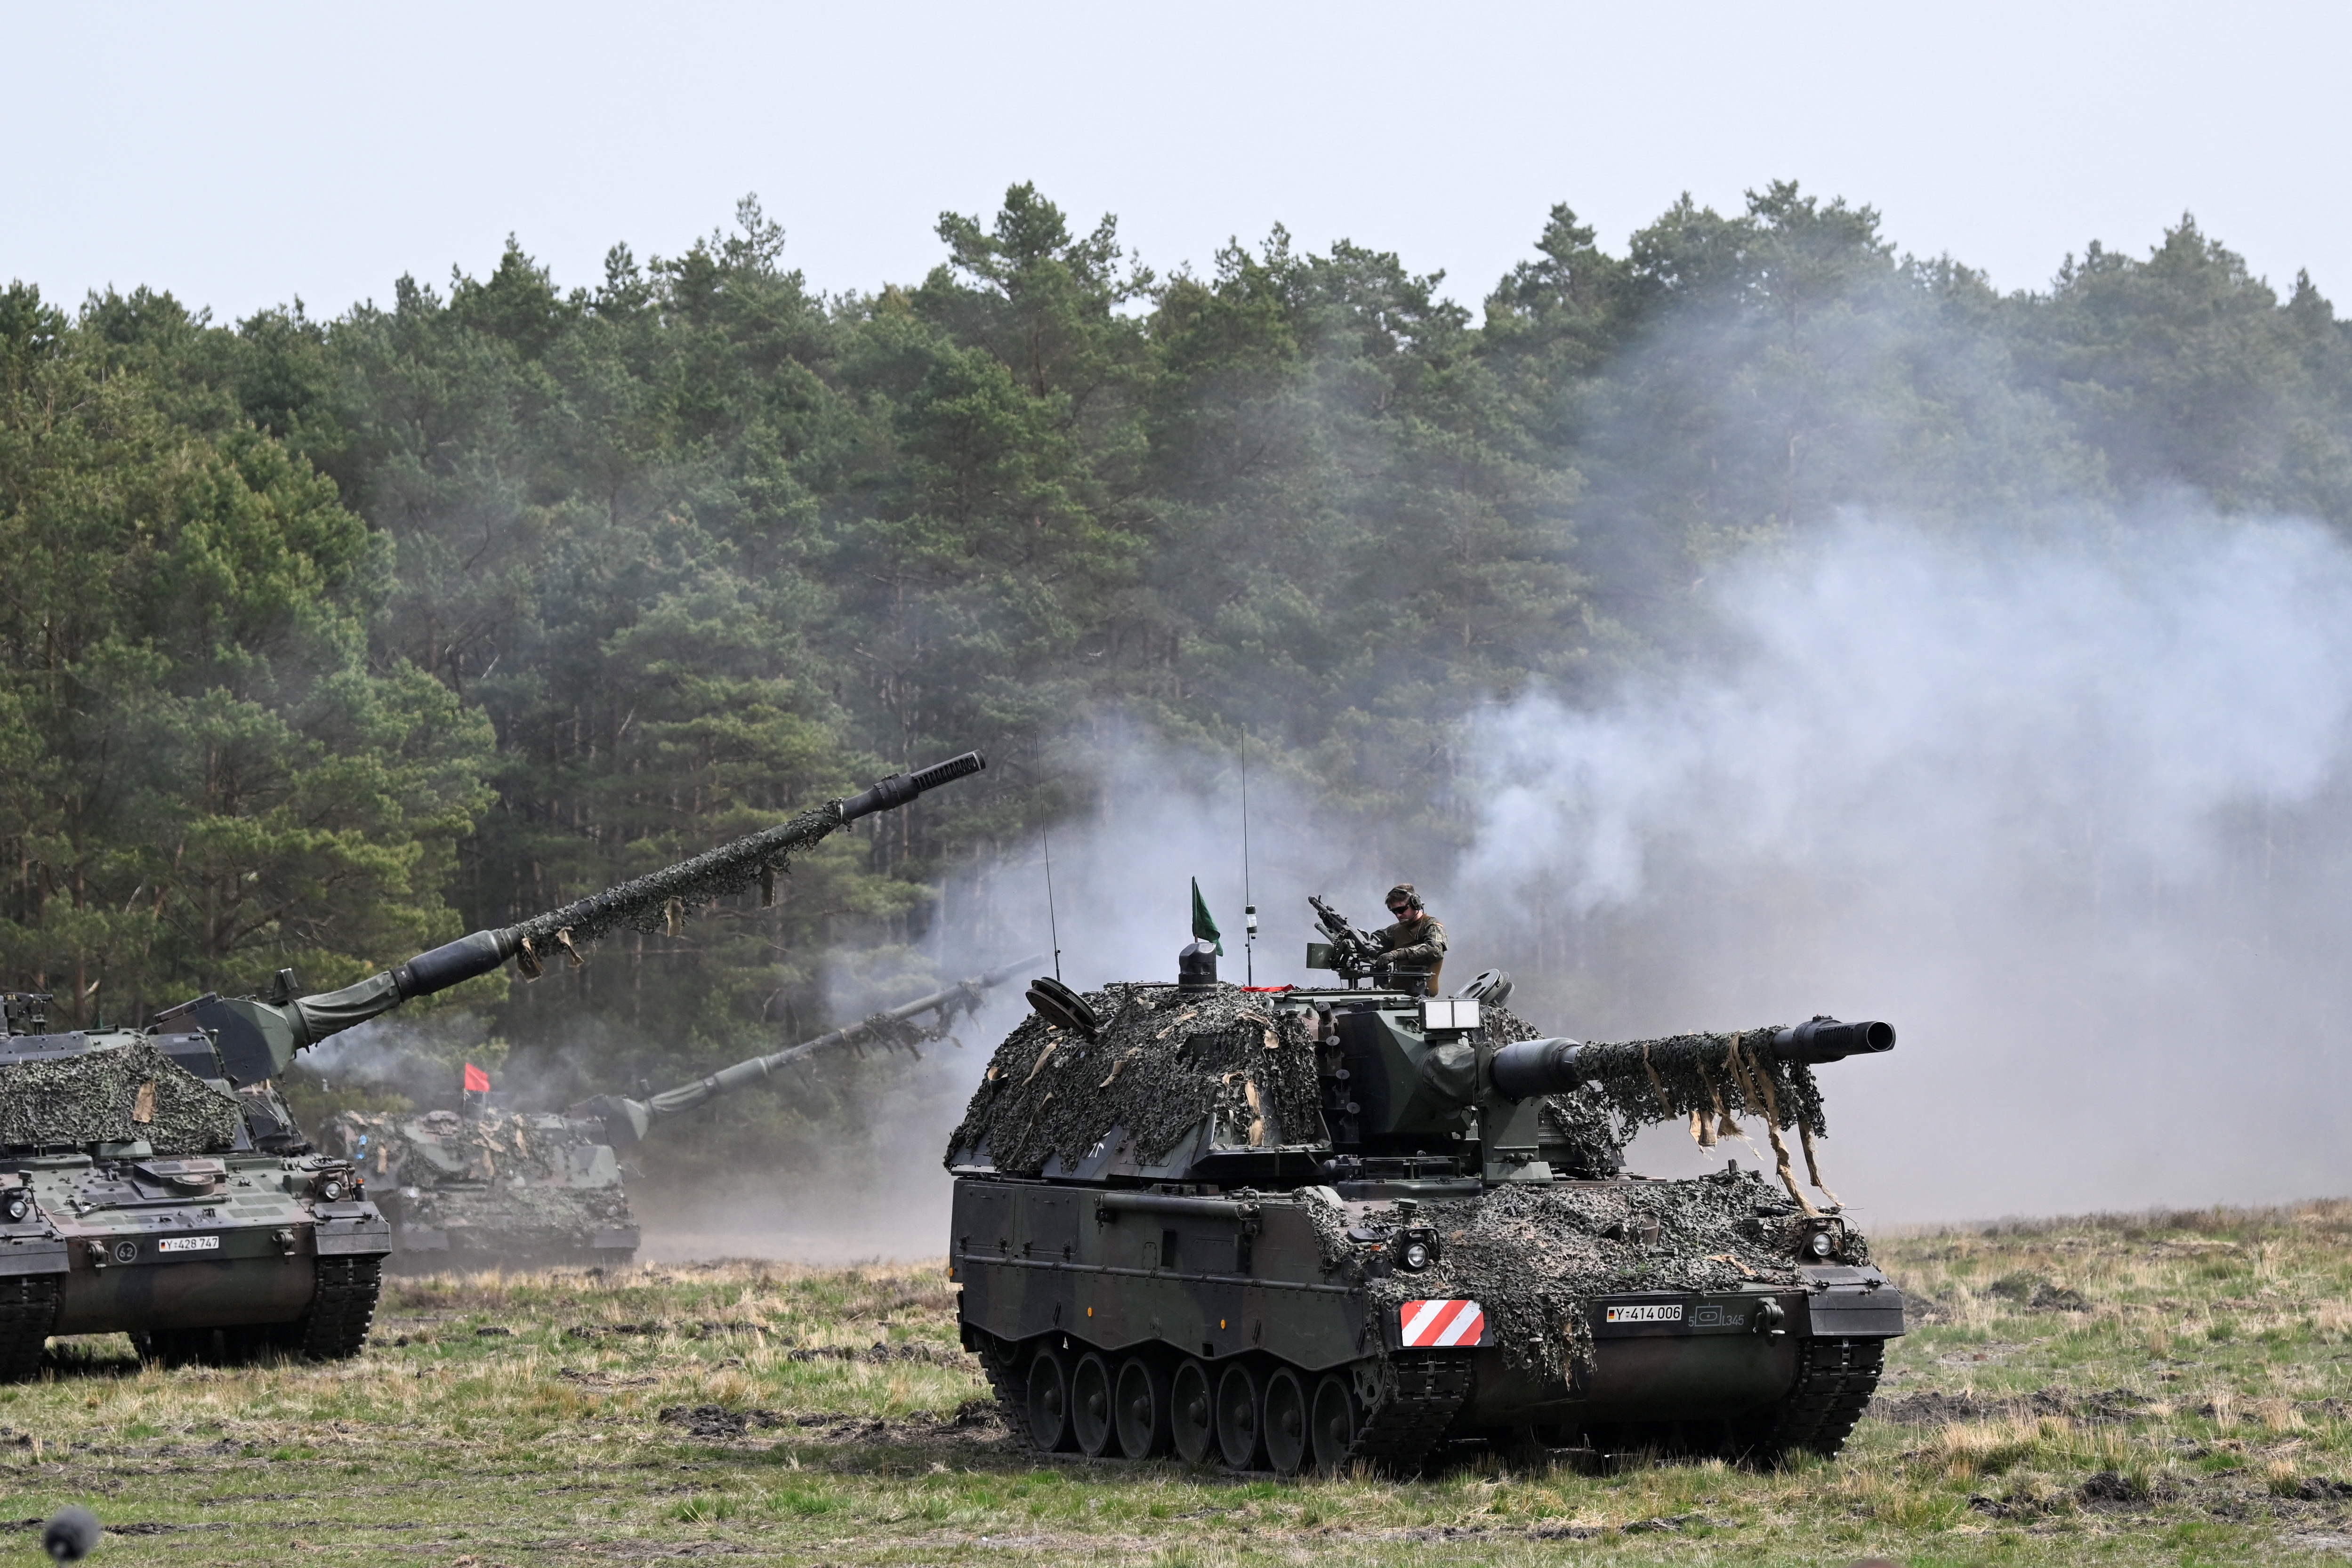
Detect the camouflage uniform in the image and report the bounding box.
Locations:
[1374,885,1448,995]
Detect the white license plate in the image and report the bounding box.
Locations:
[157,1235,222,1254]
[1606,1303,1683,1323]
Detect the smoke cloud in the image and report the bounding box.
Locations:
[1449,509,2352,1221]
[546,505,2352,1255]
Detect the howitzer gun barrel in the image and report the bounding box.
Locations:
[1490,1017,1896,1102]
[1769,1017,1895,1064]
[182,753,985,1084]
[584,953,1043,1145]
[503,749,985,965]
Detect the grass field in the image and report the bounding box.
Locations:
[8,1202,2352,1566]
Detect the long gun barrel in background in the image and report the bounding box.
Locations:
[576,953,1042,1145]
[1490,1017,1896,1103]
[180,752,986,1083]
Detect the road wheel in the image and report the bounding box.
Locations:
[1115,1355,1173,1459]
[1025,1344,1076,1452]
[1215,1361,1265,1471]
[1310,1372,1360,1475]
[1170,1357,1216,1464]
[1262,1366,1309,1476]
[1071,1351,1116,1457]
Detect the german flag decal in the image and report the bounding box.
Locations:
[1398,1299,1488,1348]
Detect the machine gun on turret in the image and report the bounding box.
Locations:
[1305,894,1442,992]
[1305,895,1383,984]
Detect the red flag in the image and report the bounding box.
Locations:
[463,1062,490,1093]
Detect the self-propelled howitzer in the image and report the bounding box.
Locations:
[944,901,1903,1476]
[330,951,1036,1269]
[0,753,984,1373]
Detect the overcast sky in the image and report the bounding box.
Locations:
[7,1,2346,323]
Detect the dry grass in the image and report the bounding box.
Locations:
[7,1206,2352,1563]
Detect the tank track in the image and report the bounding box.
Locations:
[0,1274,59,1383]
[1746,1335,1884,1462]
[974,1333,1035,1447]
[1345,1350,1475,1473]
[134,1256,385,1368]
[975,1333,1471,1473]
[290,1255,383,1360]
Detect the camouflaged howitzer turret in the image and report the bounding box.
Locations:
[322,1105,637,1272]
[0,753,984,1376]
[943,897,1901,1475]
[325,950,1037,1270]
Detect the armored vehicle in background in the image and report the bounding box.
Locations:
[0,988,387,1374]
[944,901,1900,1474]
[0,752,984,1375]
[323,1105,638,1271]
[327,954,1036,1270]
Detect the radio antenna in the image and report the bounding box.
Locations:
[1040,825,1063,981]
[1240,729,1257,986]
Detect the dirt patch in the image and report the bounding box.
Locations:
[1990,1272,2090,1311]
[657,1400,1004,1447]
[1874,1387,2151,1425]
[658,1406,788,1439]
[781,1342,964,1366]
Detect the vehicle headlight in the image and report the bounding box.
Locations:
[1402,1240,1432,1270]
[316,1176,347,1203]
[0,1192,27,1223]
[1806,1230,1835,1258]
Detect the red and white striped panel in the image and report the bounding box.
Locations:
[1398,1298,1487,1348]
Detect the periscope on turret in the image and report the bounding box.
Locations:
[942,893,1901,1475]
[0,753,986,1375]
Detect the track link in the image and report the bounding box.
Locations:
[1746,1335,1884,1463]
[975,1333,1036,1447]
[1346,1350,1475,1473]
[0,1274,59,1383]
[291,1255,383,1360]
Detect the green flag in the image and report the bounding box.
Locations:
[1191,877,1224,956]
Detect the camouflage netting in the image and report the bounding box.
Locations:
[1306,1175,1835,1384]
[1479,1005,1622,1179]
[330,1108,602,1187]
[506,805,838,970]
[0,1042,242,1151]
[852,993,984,1057]
[1569,1023,1842,1213]
[945,983,1325,1175]
[411,1182,632,1257]
[1572,1025,1829,1140]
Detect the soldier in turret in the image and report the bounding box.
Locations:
[1374,884,1447,995]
